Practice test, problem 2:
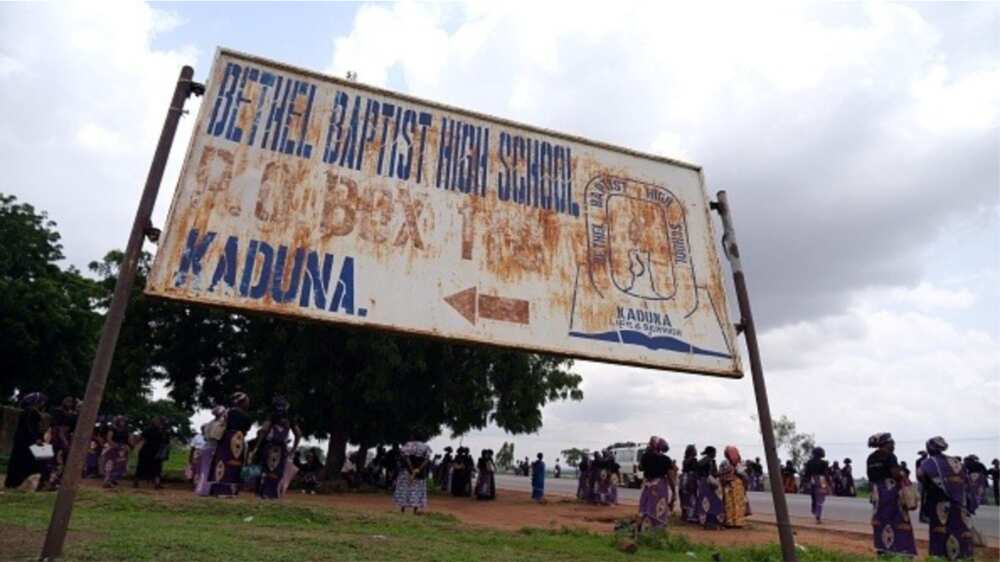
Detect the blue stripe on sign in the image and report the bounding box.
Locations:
[569,330,731,359]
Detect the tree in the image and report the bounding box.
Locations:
[606,441,637,450]
[495,442,515,471]
[772,415,815,470]
[0,193,102,403]
[560,447,590,468]
[90,244,585,479]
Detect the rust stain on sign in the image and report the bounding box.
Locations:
[478,293,529,325]
[145,48,743,379]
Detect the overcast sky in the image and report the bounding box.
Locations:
[2,2,997,468]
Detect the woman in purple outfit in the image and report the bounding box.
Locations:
[866,432,916,557]
[680,445,699,523]
[918,436,978,560]
[101,416,132,488]
[802,447,831,523]
[637,436,674,530]
[694,446,723,529]
[209,392,253,497]
[257,397,300,500]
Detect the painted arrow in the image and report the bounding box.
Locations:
[444,287,530,326]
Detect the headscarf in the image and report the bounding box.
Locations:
[211,405,227,419]
[646,436,669,453]
[19,392,47,408]
[701,446,716,458]
[867,432,892,448]
[230,392,248,407]
[112,415,127,428]
[812,447,826,459]
[684,444,697,460]
[724,445,741,465]
[925,436,948,455]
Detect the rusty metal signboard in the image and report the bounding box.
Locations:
[147,48,742,377]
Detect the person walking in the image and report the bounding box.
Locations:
[867,432,917,557]
[530,453,546,502]
[4,392,50,491]
[101,416,132,489]
[680,444,699,523]
[134,416,169,490]
[475,449,497,500]
[576,454,591,502]
[209,392,253,497]
[695,446,723,529]
[802,447,831,524]
[638,436,673,530]
[918,436,978,560]
[256,397,301,500]
[988,459,1000,507]
[841,458,856,496]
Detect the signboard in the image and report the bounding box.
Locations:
[147,48,743,377]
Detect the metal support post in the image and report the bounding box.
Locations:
[712,190,798,562]
[40,65,203,561]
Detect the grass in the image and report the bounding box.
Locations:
[0,490,883,562]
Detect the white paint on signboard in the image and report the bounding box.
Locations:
[147,48,743,377]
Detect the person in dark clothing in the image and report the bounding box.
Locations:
[695,446,722,529]
[384,444,401,488]
[841,458,856,496]
[802,447,831,523]
[576,455,591,501]
[781,460,798,493]
[438,446,454,491]
[638,436,674,530]
[293,448,324,494]
[4,393,50,490]
[475,449,496,500]
[209,392,253,497]
[964,454,989,506]
[451,447,474,497]
[989,459,1000,507]
[867,432,916,556]
[134,416,169,489]
[102,416,132,488]
[680,444,699,522]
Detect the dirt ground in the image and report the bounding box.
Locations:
[8,481,1000,561]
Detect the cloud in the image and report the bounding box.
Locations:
[326,2,999,330]
[0,1,198,269]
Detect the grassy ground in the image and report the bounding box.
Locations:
[0,489,885,562]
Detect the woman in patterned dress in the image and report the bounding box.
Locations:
[719,446,749,528]
[695,446,723,529]
[866,432,917,557]
[679,445,699,523]
[257,397,301,499]
[918,436,978,560]
[638,436,674,530]
[101,416,132,488]
[209,392,253,497]
[394,439,432,513]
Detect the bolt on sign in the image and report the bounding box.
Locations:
[146,48,743,377]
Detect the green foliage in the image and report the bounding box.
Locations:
[0,193,102,404]
[495,442,515,470]
[560,447,590,468]
[771,415,815,470]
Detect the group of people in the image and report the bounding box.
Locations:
[576,450,622,505]
[4,393,171,492]
[781,457,857,497]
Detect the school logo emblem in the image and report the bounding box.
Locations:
[569,175,734,360]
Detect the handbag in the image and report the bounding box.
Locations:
[899,480,919,510]
[30,444,54,460]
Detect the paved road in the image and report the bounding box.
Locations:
[495,474,1000,542]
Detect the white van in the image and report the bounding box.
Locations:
[608,446,646,488]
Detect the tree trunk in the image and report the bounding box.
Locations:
[324,429,348,481]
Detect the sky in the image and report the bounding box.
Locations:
[1,2,997,469]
